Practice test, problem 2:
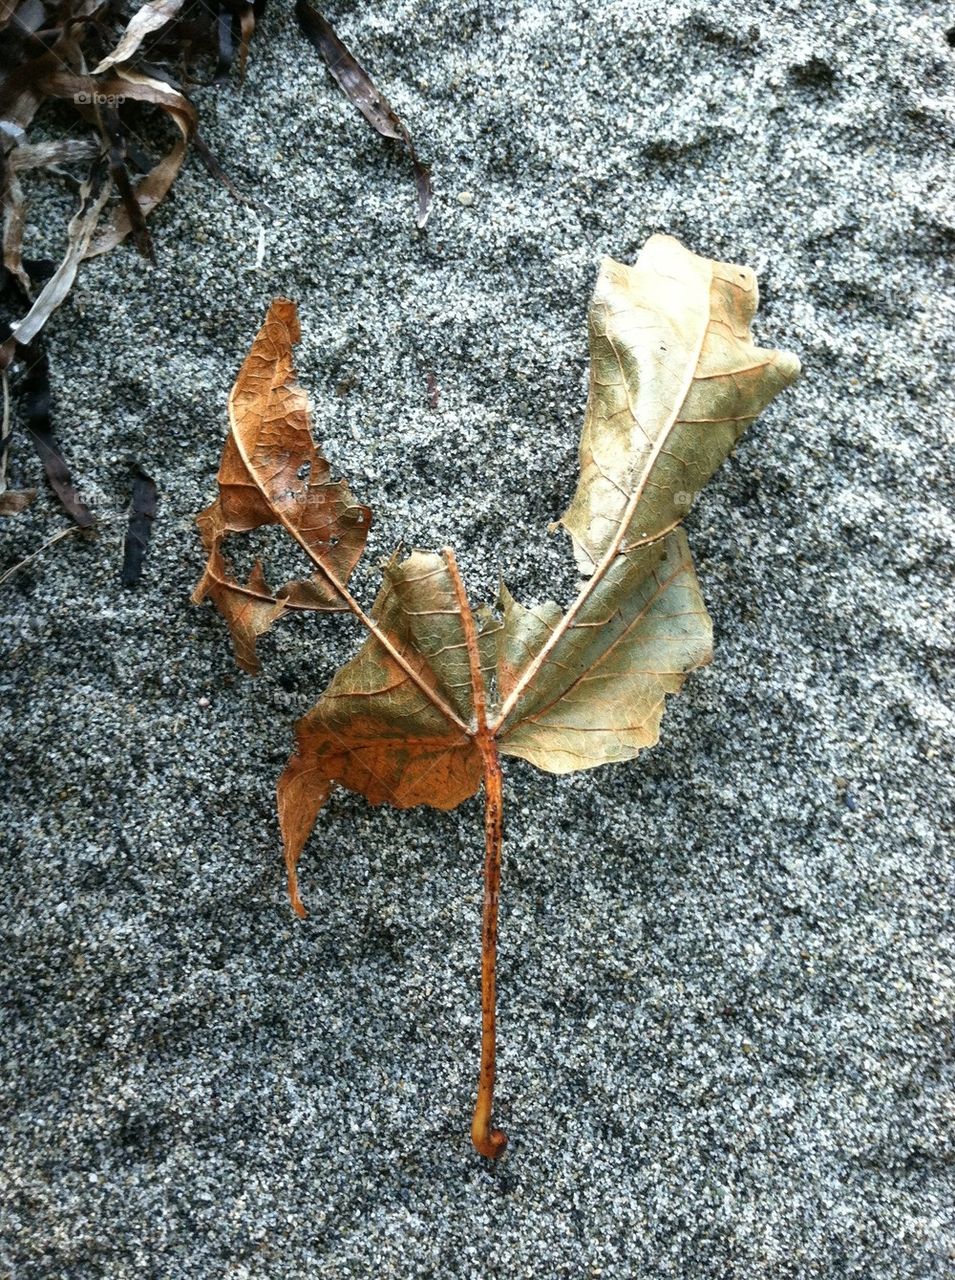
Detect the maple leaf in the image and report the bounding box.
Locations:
[194,236,800,1159]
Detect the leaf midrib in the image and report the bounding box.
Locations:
[229,371,470,735]
[490,257,715,737]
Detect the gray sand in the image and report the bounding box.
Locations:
[2,1,954,1276]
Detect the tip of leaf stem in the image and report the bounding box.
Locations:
[472,1126,508,1160]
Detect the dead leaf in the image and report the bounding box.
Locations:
[16,337,94,527]
[495,235,801,770]
[192,298,372,673]
[558,237,800,575]
[295,0,433,228]
[195,236,800,1158]
[0,487,35,515]
[7,139,102,172]
[278,548,495,916]
[5,163,111,352]
[92,0,186,76]
[495,531,712,773]
[2,161,30,295]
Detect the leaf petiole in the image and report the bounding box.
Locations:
[443,548,507,1159]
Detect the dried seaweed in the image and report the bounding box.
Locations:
[0,486,34,514]
[100,102,156,262]
[93,0,187,77]
[295,0,432,228]
[5,161,112,350]
[0,260,91,524]
[2,1,434,533]
[0,520,80,583]
[0,0,264,521]
[17,336,93,527]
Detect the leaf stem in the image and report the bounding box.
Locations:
[443,547,507,1159]
[472,733,507,1159]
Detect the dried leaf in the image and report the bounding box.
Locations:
[235,3,258,80]
[5,165,111,352]
[195,236,800,1158]
[2,160,30,293]
[192,298,372,673]
[7,139,101,171]
[495,531,711,773]
[295,0,433,228]
[16,337,94,527]
[0,486,35,515]
[559,237,801,574]
[494,235,801,768]
[92,0,186,76]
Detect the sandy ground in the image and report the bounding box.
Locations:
[1,1,954,1276]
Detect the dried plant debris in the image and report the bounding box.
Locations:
[0,262,91,523]
[0,486,34,513]
[0,518,80,583]
[295,0,432,228]
[121,461,156,585]
[14,327,93,526]
[192,299,372,674]
[0,0,264,519]
[93,0,188,77]
[0,346,33,511]
[194,236,801,1158]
